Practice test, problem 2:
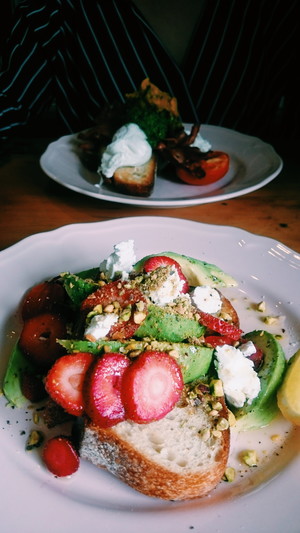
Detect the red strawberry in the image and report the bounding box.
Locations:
[143,256,189,293]
[21,281,66,320]
[81,281,148,340]
[43,436,80,477]
[199,311,243,341]
[84,353,130,427]
[19,312,67,370]
[121,351,183,423]
[204,335,236,348]
[45,352,94,416]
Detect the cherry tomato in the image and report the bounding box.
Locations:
[22,281,66,320]
[176,151,230,186]
[19,313,67,370]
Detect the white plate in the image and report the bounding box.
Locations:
[0,217,299,533]
[40,126,283,207]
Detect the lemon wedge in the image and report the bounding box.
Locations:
[277,350,300,425]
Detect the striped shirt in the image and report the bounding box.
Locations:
[0,0,198,139]
[0,0,298,141]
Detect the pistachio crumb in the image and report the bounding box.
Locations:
[223,466,236,482]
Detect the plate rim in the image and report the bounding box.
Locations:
[39,125,283,207]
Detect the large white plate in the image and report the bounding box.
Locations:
[40,126,283,207]
[0,217,299,533]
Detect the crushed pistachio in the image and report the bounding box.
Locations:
[216,417,229,431]
[26,430,44,451]
[257,301,266,312]
[263,315,278,325]
[211,379,224,397]
[242,449,258,467]
[223,466,236,482]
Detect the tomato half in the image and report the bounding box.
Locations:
[176,151,230,186]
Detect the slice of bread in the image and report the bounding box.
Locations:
[105,155,157,197]
[79,394,230,500]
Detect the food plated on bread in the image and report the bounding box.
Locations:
[77,79,230,196]
[3,237,296,502]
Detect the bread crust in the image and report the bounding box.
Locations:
[79,397,230,500]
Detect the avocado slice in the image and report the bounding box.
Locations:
[135,304,205,342]
[60,272,98,306]
[233,330,287,430]
[134,252,237,287]
[2,343,35,407]
[59,338,213,384]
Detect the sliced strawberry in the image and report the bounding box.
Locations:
[121,351,183,423]
[22,281,66,320]
[81,281,148,340]
[45,352,94,416]
[204,335,236,348]
[143,256,189,293]
[43,436,80,477]
[199,311,243,341]
[19,312,67,370]
[84,353,130,427]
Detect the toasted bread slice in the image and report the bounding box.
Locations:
[79,395,230,500]
[106,155,157,197]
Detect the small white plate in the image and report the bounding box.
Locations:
[40,125,283,207]
[0,217,299,533]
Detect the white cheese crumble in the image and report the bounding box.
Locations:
[148,268,185,306]
[84,313,119,341]
[190,286,222,314]
[215,344,261,408]
[100,240,136,280]
[239,340,256,358]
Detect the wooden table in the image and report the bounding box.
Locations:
[0,134,299,253]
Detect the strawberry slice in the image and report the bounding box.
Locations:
[43,436,80,477]
[84,353,130,427]
[121,351,183,423]
[19,312,68,370]
[45,352,94,416]
[199,311,242,341]
[81,281,148,340]
[21,281,66,320]
[143,256,189,293]
[204,335,236,348]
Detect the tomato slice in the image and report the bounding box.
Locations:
[176,151,229,186]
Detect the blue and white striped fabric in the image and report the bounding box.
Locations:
[0,0,298,141]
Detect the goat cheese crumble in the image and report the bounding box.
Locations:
[84,313,119,341]
[148,268,185,306]
[215,344,261,408]
[190,286,222,314]
[100,239,136,280]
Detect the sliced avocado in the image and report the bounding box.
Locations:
[133,252,237,287]
[3,343,35,407]
[135,304,205,342]
[60,272,98,306]
[233,330,286,430]
[59,338,213,383]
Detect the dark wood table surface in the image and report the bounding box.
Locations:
[0,133,299,254]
